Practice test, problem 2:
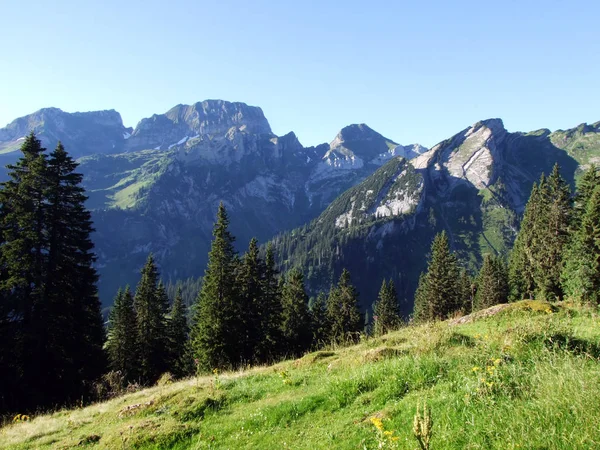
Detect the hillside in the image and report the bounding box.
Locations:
[272,119,600,309]
[2,301,599,449]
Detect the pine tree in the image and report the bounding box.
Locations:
[573,164,600,221]
[257,243,283,362]
[134,254,168,384]
[280,269,312,357]
[191,203,241,370]
[236,238,263,365]
[508,181,544,301]
[0,136,105,410]
[326,269,362,343]
[43,142,106,401]
[309,292,329,348]
[0,133,48,408]
[372,279,401,336]
[536,164,573,300]
[167,286,191,378]
[458,269,475,315]
[474,254,509,311]
[412,231,461,321]
[561,186,600,303]
[106,287,137,381]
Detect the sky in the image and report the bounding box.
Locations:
[0,0,599,148]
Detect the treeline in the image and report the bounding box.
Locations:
[413,163,600,320]
[106,203,403,385]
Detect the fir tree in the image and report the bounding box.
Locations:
[43,142,106,400]
[561,187,600,303]
[474,254,509,311]
[257,243,283,362]
[573,164,600,221]
[309,292,329,348]
[458,269,475,315]
[412,231,461,321]
[191,203,241,370]
[536,164,573,300]
[508,181,544,301]
[372,279,401,336]
[236,238,263,365]
[0,133,48,408]
[106,287,137,381]
[0,136,105,409]
[326,269,362,343]
[280,269,312,357]
[167,286,191,378]
[134,254,167,384]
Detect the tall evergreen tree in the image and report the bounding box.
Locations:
[191,203,241,370]
[0,136,105,410]
[310,292,330,348]
[573,164,600,221]
[236,238,263,365]
[326,269,362,342]
[257,243,283,362]
[280,269,312,357]
[508,181,544,301]
[562,186,600,303]
[536,164,573,300]
[167,286,191,378]
[474,254,509,311]
[43,142,105,400]
[412,231,461,321]
[106,287,137,381]
[372,279,401,336]
[134,254,167,384]
[0,133,48,408]
[458,269,475,315]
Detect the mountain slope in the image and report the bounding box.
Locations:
[272,119,597,312]
[2,301,599,449]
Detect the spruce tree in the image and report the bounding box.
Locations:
[326,269,362,343]
[412,231,461,321]
[536,164,573,300]
[167,286,191,378]
[309,292,329,348]
[0,136,105,410]
[191,203,240,370]
[458,269,475,315]
[474,254,509,311]
[236,238,263,365]
[573,164,600,221]
[0,133,48,408]
[134,254,167,384]
[508,181,544,301]
[372,279,401,336]
[280,269,312,357]
[257,243,283,362]
[106,287,138,381]
[43,142,106,401]
[561,186,600,303]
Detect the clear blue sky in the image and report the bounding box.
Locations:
[1,0,598,148]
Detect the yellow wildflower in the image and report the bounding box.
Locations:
[472,366,480,372]
[370,417,384,431]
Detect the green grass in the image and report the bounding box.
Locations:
[3,301,600,449]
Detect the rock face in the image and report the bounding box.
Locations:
[0,108,132,158]
[271,118,598,314]
[125,100,272,152]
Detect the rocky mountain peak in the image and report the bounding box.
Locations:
[325,123,398,163]
[126,100,272,152]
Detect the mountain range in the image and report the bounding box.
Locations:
[1,100,598,311]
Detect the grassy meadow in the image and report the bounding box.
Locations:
[2,300,599,449]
